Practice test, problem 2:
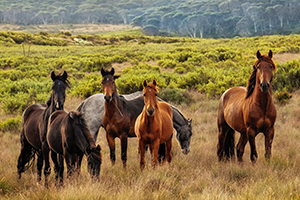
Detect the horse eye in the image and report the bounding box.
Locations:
[270,65,273,69]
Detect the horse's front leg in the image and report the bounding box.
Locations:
[151,139,160,168]
[42,141,51,187]
[264,126,275,161]
[120,133,128,168]
[236,131,248,162]
[106,133,116,165]
[248,127,258,163]
[138,138,146,171]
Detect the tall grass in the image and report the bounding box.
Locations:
[1,91,300,199]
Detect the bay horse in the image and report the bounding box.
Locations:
[47,110,101,184]
[217,50,277,163]
[17,71,69,187]
[135,80,173,170]
[101,67,145,168]
[76,91,192,155]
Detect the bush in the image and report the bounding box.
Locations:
[159,88,193,105]
[0,116,22,132]
[274,90,292,105]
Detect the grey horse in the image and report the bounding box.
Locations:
[76,91,192,155]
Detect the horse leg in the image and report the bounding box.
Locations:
[106,133,116,165]
[264,126,275,161]
[51,150,59,184]
[36,152,43,183]
[76,153,84,174]
[42,141,51,187]
[151,139,160,168]
[120,133,128,168]
[248,128,258,163]
[225,128,235,161]
[58,155,64,185]
[65,153,75,179]
[158,143,166,165]
[236,132,248,162]
[138,138,146,171]
[165,137,173,164]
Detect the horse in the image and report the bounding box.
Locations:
[17,71,69,187]
[217,50,277,163]
[135,80,173,170]
[76,91,192,155]
[47,110,101,184]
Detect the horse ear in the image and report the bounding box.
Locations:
[51,71,56,81]
[268,50,273,58]
[101,68,106,77]
[256,50,262,59]
[143,80,147,87]
[153,79,157,86]
[110,68,115,76]
[61,71,68,80]
[188,118,192,125]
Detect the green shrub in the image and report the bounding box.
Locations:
[159,88,193,105]
[0,116,22,132]
[274,90,293,105]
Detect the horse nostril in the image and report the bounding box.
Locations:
[260,83,269,93]
[104,96,112,102]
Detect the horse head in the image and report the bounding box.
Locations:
[49,71,69,110]
[101,68,120,103]
[255,50,276,93]
[86,145,102,179]
[247,50,276,98]
[143,80,159,117]
[176,118,192,155]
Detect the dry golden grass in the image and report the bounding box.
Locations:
[1,91,300,199]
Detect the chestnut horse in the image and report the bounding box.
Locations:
[47,110,101,184]
[135,80,173,170]
[217,50,277,163]
[17,71,69,187]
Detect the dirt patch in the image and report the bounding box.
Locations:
[273,53,300,64]
[112,62,132,74]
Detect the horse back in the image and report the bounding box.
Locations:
[22,103,47,149]
[218,87,247,133]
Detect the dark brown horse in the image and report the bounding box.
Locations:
[17,71,69,187]
[101,68,146,168]
[47,110,101,184]
[217,50,277,163]
[135,80,173,170]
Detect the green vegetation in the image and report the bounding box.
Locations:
[1,31,300,116]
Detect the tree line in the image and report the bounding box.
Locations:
[1,0,300,38]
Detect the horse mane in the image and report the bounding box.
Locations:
[246,54,276,99]
[145,82,159,93]
[69,111,96,148]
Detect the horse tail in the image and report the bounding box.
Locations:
[224,128,235,160]
[17,128,36,178]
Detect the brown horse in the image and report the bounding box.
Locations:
[135,80,173,170]
[101,68,146,168]
[217,50,277,163]
[47,110,101,184]
[17,71,69,187]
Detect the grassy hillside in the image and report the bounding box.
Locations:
[1,30,300,199]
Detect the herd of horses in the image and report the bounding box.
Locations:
[16,50,277,187]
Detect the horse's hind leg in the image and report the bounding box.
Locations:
[225,128,235,160]
[36,152,43,183]
[165,137,173,164]
[42,142,51,187]
[51,150,59,184]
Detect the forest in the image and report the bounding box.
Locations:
[1,0,300,38]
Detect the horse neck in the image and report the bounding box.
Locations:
[252,82,273,110]
[171,106,187,129]
[104,91,123,117]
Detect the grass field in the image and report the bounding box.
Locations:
[1,89,300,199]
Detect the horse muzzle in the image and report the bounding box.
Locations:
[104,95,112,103]
[260,82,270,93]
[181,147,190,155]
[146,108,155,116]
